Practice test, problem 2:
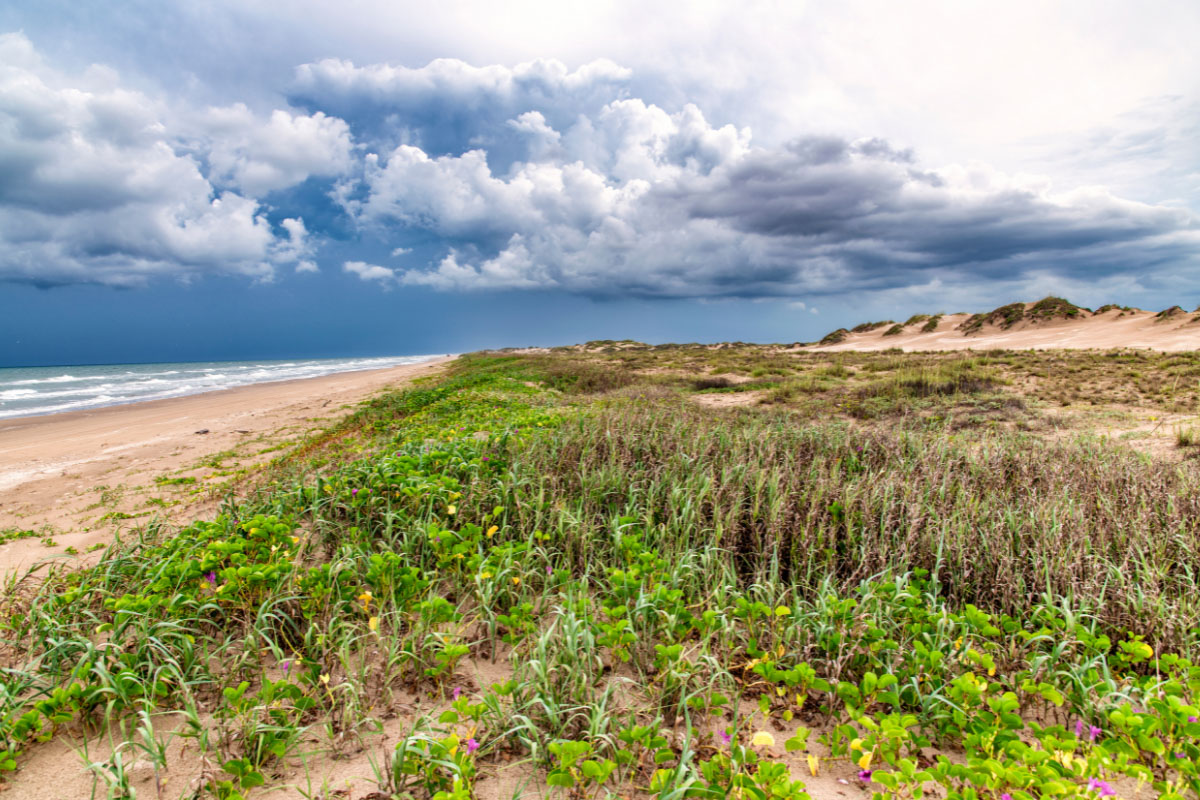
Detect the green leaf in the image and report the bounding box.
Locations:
[547,772,575,788]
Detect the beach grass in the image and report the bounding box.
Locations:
[1,347,1199,799]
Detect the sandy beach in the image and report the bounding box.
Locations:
[0,356,453,576]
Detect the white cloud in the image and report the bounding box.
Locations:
[276,217,318,273]
[343,259,396,285]
[197,104,354,196]
[334,74,1198,299]
[0,33,331,287]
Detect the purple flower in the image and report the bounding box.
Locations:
[546,564,553,576]
[1190,716,1198,723]
[858,770,873,782]
[205,571,217,586]
[452,686,462,700]
[352,488,358,496]
[281,660,291,675]
[1087,778,1114,798]
[719,731,732,745]
[482,455,490,461]
[466,737,479,754]
[1000,794,1012,800]
[1089,725,1102,742]
[1075,719,1085,737]
[1176,752,1187,759]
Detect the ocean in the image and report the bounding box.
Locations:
[0,355,445,420]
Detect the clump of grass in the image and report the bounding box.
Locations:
[857,359,994,399]
[819,328,849,345]
[881,324,904,336]
[850,320,893,333]
[1156,305,1186,321]
[691,376,734,390]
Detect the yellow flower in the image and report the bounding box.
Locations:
[849,738,864,751]
[290,536,300,544]
[487,525,498,538]
[857,752,873,770]
[357,591,373,610]
[368,616,379,632]
[511,577,521,586]
[447,505,457,515]
[481,571,493,579]
[751,731,775,748]
[319,673,330,685]
[806,755,819,776]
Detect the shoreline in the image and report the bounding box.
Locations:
[0,355,452,422]
[0,356,455,575]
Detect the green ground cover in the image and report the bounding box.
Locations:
[1,352,1198,799]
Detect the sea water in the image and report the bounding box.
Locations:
[0,355,444,420]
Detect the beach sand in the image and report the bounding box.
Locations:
[0,356,453,576]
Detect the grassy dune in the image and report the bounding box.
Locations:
[2,347,1199,799]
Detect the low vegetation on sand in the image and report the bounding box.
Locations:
[2,347,1200,799]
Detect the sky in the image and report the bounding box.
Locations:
[1,0,1198,365]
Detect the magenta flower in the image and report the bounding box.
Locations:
[546,564,553,576]
[1190,716,1198,723]
[452,686,462,700]
[482,455,490,462]
[719,731,732,745]
[1087,778,1114,798]
[1075,719,1085,737]
[858,770,873,782]
[281,660,291,675]
[352,488,358,496]
[1089,725,1102,742]
[205,571,217,586]
[1000,794,1012,800]
[466,737,479,754]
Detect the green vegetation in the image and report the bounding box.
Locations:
[850,321,893,334]
[958,297,1086,334]
[0,529,38,545]
[819,328,849,345]
[154,476,198,486]
[2,349,1200,798]
[1157,306,1186,321]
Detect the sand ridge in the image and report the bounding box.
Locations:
[816,306,1200,352]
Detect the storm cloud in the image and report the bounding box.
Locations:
[1,33,1197,298]
[314,57,1197,298]
[0,33,343,287]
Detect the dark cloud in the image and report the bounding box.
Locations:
[2,36,1197,300]
[0,33,338,286]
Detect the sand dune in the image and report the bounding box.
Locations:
[817,304,1200,352]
